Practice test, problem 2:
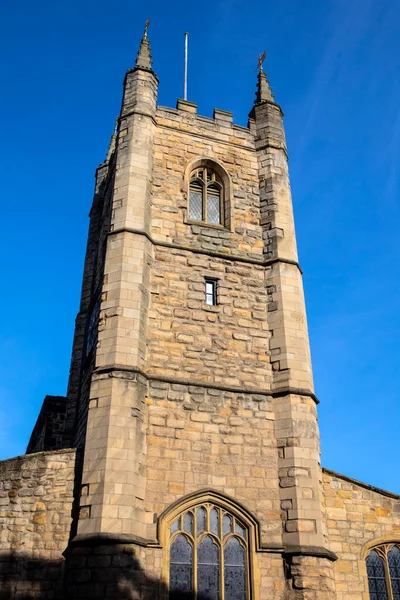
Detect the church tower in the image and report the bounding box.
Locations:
[64,24,337,600]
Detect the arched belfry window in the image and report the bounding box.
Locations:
[366,544,400,600]
[167,502,250,600]
[189,167,223,225]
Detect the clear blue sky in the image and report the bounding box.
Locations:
[1,0,399,492]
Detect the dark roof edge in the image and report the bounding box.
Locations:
[323,467,400,500]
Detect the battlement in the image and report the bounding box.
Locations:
[156,104,255,148]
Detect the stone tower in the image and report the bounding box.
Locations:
[63,25,336,600]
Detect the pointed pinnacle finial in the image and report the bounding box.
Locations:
[135,19,153,71]
[257,51,267,74]
[255,51,274,104]
[143,19,150,40]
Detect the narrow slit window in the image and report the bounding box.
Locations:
[205,279,217,306]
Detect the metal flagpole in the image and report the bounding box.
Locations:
[184,32,188,100]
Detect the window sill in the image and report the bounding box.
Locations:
[203,304,220,312]
[185,219,227,231]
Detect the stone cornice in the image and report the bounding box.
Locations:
[66,535,337,562]
[66,532,286,555]
[65,532,161,551]
[92,364,319,404]
[284,545,338,562]
[118,109,157,126]
[107,227,303,274]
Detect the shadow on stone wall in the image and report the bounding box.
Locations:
[0,547,215,600]
[0,551,64,600]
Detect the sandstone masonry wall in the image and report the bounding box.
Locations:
[66,156,115,452]
[144,380,281,546]
[0,449,75,599]
[324,469,400,600]
[148,247,273,387]
[152,108,262,259]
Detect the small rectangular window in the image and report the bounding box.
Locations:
[205,278,218,305]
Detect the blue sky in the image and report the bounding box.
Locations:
[1,0,399,492]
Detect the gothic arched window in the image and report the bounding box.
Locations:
[366,544,400,600]
[189,167,223,225]
[168,503,249,600]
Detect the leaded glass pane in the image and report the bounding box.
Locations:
[210,508,219,534]
[197,507,206,534]
[235,521,245,537]
[366,551,389,600]
[184,512,193,535]
[197,536,219,600]
[189,182,203,221]
[170,519,179,534]
[207,185,221,224]
[223,515,232,536]
[389,547,400,600]
[224,537,246,600]
[170,535,193,598]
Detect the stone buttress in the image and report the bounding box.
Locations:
[251,68,336,598]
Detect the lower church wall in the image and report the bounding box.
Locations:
[144,379,282,547]
[63,542,286,600]
[1,434,399,599]
[323,469,400,600]
[0,448,75,599]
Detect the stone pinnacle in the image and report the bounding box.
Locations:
[255,53,274,104]
[135,20,153,71]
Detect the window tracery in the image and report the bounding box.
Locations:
[366,544,400,600]
[168,502,248,600]
[189,167,223,225]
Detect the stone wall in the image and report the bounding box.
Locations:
[66,153,115,452]
[324,468,400,600]
[148,247,273,387]
[144,380,281,547]
[0,449,75,599]
[153,107,262,259]
[63,541,286,600]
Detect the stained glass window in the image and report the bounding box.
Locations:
[367,552,389,600]
[366,545,400,600]
[223,515,232,536]
[188,167,223,225]
[224,538,246,600]
[197,507,206,534]
[389,548,400,600]
[184,512,194,535]
[198,536,219,600]
[170,535,193,597]
[210,509,219,535]
[169,503,249,600]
